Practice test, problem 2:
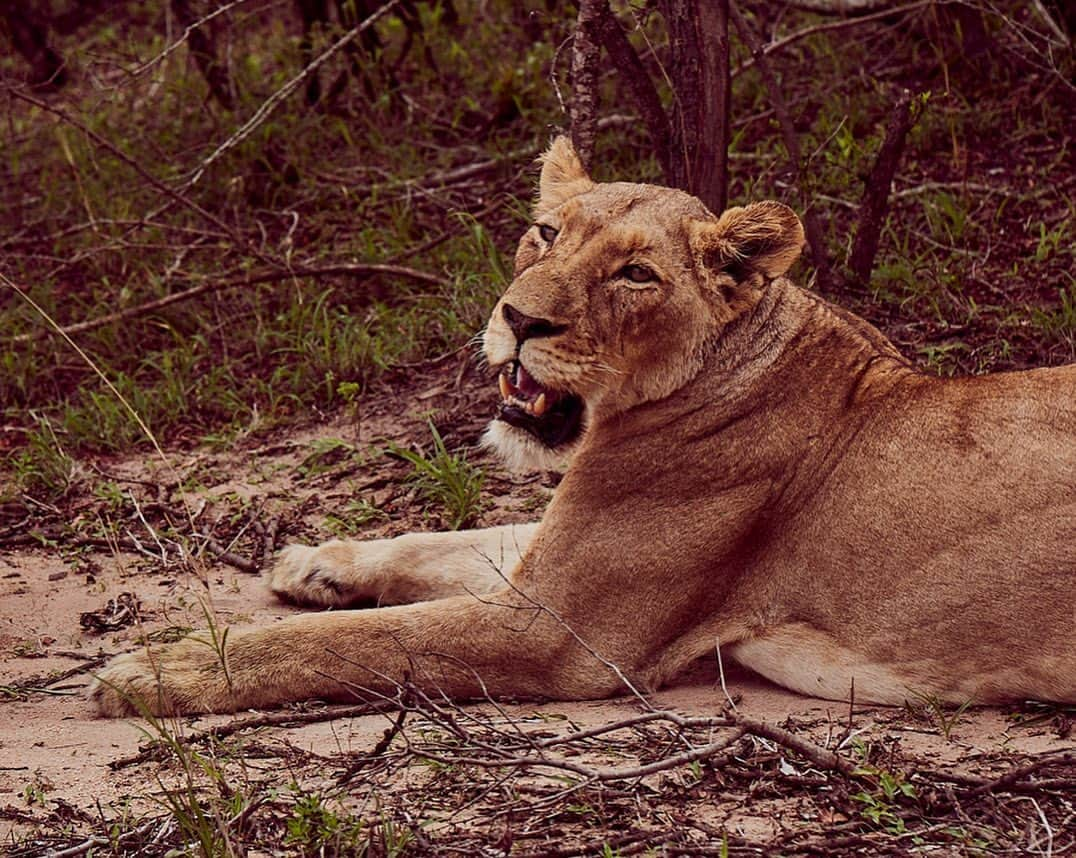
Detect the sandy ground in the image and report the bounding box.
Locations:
[2,543,1070,845]
[4,540,1068,841]
[2,366,1073,851]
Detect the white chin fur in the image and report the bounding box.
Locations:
[481,420,575,473]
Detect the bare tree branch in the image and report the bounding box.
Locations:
[847,89,925,286]
[8,88,258,257]
[596,9,673,179]
[729,0,836,292]
[786,0,895,11]
[695,0,732,214]
[731,0,935,79]
[179,0,400,192]
[129,0,251,79]
[659,0,732,213]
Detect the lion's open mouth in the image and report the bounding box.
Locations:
[496,361,584,448]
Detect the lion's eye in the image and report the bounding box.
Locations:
[537,224,559,244]
[619,264,656,284]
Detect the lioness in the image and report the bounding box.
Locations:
[91,137,1076,716]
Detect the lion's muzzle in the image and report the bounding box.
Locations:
[496,361,584,448]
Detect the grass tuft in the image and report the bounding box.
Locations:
[389,421,484,530]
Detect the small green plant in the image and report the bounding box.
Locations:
[923,190,970,244]
[10,415,77,500]
[851,765,917,834]
[374,812,414,858]
[92,480,128,513]
[12,639,43,657]
[191,601,233,695]
[457,212,511,288]
[918,341,971,376]
[389,421,484,529]
[909,691,974,741]
[297,438,360,479]
[22,774,50,807]
[285,789,366,856]
[323,498,388,536]
[1032,220,1066,263]
[94,670,260,856]
[1028,282,1076,347]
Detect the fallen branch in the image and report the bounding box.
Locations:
[108,701,391,769]
[8,262,449,344]
[44,818,163,858]
[733,712,856,775]
[203,537,258,574]
[413,705,857,784]
[336,683,413,783]
[943,750,1076,797]
[1,653,112,696]
[419,726,749,782]
[516,828,682,858]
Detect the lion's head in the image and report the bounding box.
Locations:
[483,137,805,471]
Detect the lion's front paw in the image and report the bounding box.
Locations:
[268,541,366,607]
[88,637,229,717]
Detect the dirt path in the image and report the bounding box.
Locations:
[2,364,1073,854]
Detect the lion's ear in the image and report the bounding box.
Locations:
[690,201,805,280]
[535,136,594,215]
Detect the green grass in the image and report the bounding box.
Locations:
[3,0,1073,508]
[0,0,551,504]
[323,499,389,537]
[389,421,484,529]
[9,415,79,501]
[1029,281,1076,348]
[285,789,368,856]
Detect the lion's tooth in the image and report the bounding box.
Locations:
[532,392,548,416]
[498,374,511,400]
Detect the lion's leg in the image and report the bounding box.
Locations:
[89,589,619,716]
[268,523,540,608]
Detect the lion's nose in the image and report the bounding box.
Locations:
[502,303,567,343]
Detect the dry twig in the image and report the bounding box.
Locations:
[8,262,448,344]
[7,89,258,257]
[108,701,391,769]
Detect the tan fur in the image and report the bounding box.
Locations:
[90,138,1076,716]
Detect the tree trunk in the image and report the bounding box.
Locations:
[570,0,605,170]
[658,0,731,214]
